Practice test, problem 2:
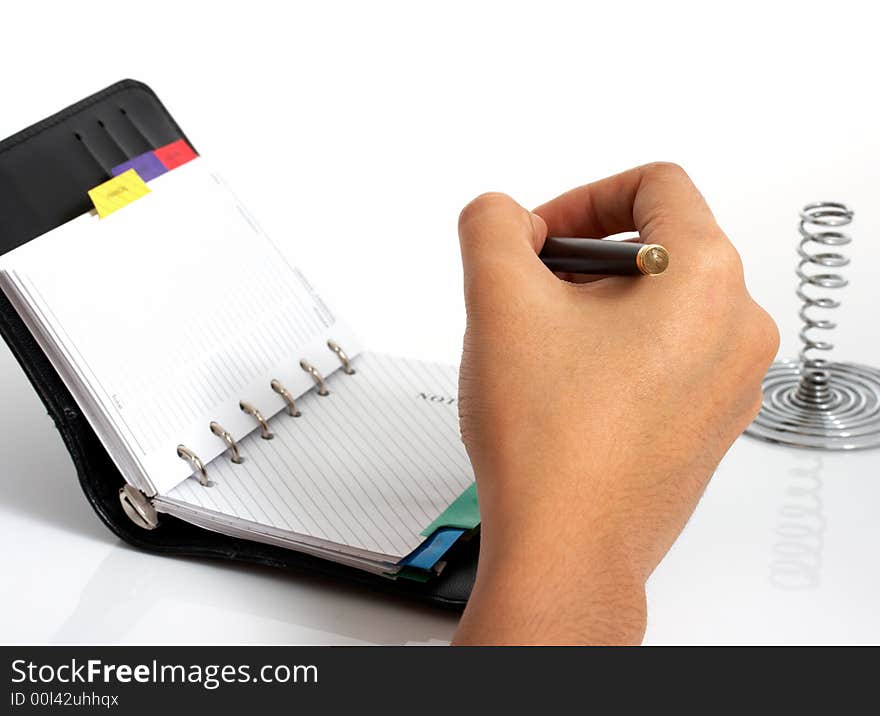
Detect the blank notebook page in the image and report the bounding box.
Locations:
[0,159,359,495]
[159,353,474,560]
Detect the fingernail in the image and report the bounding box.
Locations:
[529,212,548,247]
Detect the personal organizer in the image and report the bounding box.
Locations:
[0,80,479,607]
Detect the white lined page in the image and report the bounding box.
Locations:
[0,159,359,495]
[159,353,475,560]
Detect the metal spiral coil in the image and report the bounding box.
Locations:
[747,202,880,450]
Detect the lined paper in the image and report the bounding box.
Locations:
[0,159,359,495]
[158,353,475,560]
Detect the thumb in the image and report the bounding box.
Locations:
[457,192,549,300]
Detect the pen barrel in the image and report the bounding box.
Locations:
[539,237,646,275]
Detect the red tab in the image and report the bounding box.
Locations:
[153,139,197,170]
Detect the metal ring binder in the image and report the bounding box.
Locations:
[210,421,243,463]
[300,359,329,396]
[240,401,274,439]
[747,202,880,450]
[327,339,356,375]
[177,444,210,485]
[119,485,159,530]
[271,379,301,417]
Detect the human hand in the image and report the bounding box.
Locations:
[452,163,779,645]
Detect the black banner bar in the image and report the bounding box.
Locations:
[2,645,869,713]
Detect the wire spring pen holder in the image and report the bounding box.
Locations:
[747,202,880,449]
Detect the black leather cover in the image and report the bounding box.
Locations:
[0,79,476,610]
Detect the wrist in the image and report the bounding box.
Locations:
[455,524,648,645]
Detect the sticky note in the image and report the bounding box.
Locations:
[111,151,168,182]
[88,169,150,218]
[154,139,197,170]
[420,483,480,536]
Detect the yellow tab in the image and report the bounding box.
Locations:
[88,169,150,218]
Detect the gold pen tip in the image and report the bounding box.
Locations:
[637,244,669,275]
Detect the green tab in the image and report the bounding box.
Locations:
[395,567,434,583]
[420,482,480,536]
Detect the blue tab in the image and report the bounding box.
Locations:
[111,151,168,182]
[399,528,465,570]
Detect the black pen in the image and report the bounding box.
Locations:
[539,237,670,276]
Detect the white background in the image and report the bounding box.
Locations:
[1,0,878,644]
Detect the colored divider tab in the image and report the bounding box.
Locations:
[88,169,150,218]
[154,138,197,170]
[399,527,466,570]
[111,151,168,182]
[420,483,479,537]
[109,139,197,182]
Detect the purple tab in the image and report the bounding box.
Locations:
[110,151,168,182]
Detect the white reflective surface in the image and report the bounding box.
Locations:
[645,439,880,644]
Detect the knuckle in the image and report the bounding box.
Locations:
[738,303,779,369]
[714,239,739,266]
[458,192,515,234]
[721,243,745,277]
[641,161,690,182]
[753,307,781,362]
[692,238,743,276]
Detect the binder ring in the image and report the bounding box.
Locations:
[177,444,209,486]
[119,485,159,530]
[300,359,329,396]
[271,379,301,417]
[210,421,243,463]
[327,339,356,375]
[240,401,274,439]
